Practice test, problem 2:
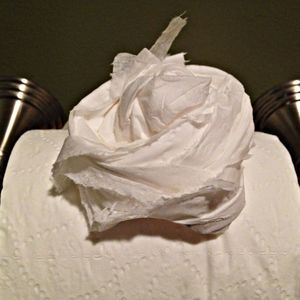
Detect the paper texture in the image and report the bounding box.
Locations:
[52,17,254,233]
[2,130,300,299]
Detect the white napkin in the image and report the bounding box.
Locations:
[52,16,254,234]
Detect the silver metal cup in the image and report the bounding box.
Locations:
[253,79,300,183]
[0,77,66,191]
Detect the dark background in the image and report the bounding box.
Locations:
[1,1,299,113]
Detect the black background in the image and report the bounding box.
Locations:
[1,1,299,113]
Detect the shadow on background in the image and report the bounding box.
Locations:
[88,218,217,245]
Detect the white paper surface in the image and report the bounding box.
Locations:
[1,130,300,299]
[52,17,254,233]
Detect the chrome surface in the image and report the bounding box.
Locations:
[253,79,300,183]
[0,77,66,192]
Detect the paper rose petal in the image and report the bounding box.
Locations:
[52,16,254,234]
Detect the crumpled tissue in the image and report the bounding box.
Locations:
[52,16,254,234]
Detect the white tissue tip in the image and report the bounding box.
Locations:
[150,15,187,59]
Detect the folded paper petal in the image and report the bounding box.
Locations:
[52,17,254,234]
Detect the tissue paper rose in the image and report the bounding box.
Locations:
[53,17,254,234]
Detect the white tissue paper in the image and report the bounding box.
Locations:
[52,16,254,234]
